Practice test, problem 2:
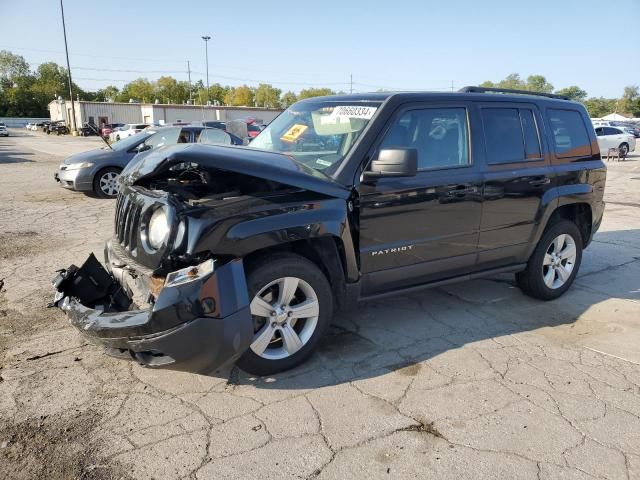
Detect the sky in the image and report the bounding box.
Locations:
[0,0,638,98]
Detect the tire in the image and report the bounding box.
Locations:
[619,143,629,156]
[516,220,583,300]
[236,252,333,376]
[93,167,121,199]
[115,135,120,141]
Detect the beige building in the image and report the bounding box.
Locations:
[48,100,282,129]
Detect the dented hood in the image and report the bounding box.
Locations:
[121,143,351,199]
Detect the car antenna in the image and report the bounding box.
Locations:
[92,123,113,150]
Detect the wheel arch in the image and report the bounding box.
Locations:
[242,236,351,309]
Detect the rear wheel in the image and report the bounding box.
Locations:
[619,143,629,156]
[236,253,333,376]
[516,220,583,300]
[93,167,121,198]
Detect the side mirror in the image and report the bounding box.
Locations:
[363,148,418,181]
[135,143,151,153]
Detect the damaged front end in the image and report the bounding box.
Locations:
[51,247,253,373]
[53,143,352,373]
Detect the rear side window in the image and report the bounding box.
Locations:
[481,108,542,164]
[604,127,621,135]
[547,109,591,157]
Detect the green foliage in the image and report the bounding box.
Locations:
[555,86,588,101]
[255,83,282,108]
[583,97,617,118]
[620,86,640,117]
[116,78,154,103]
[280,91,298,107]
[298,88,334,99]
[224,85,255,106]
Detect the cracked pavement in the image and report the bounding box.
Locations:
[1,130,639,479]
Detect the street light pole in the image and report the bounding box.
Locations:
[201,35,211,104]
[59,0,77,134]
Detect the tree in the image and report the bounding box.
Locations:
[583,97,617,118]
[155,76,189,104]
[298,88,334,99]
[525,75,553,93]
[199,83,230,105]
[620,86,640,117]
[117,78,155,103]
[555,86,587,102]
[0,50,30,87]
[255,83,281,108]
[497,74,526,90]
[224,85,255,106]
[280,91,298,107]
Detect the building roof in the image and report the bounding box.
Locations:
[47,100,282,111]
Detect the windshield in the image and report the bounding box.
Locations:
[110,131,153,151]
[249,100,381,174]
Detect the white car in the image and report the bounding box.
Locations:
[109,123,150,142]
[0,124,8,137]
[595,126,636,156]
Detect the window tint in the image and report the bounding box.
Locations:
[380,107,469,170]
[481,108,542,164]
[520,109,541,159]
[482,108,524,163]
[547,109,591,157]
[595,127,604,136]
[604,127,621,135]
[143,127,180,149]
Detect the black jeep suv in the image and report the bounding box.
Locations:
[52,87,606,375]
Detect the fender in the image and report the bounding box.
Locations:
[188,196,359,282]
[525,183,597,259]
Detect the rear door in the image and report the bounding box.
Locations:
[477,102,553,268]
[358,101,483,294]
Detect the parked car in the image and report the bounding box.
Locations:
[0,123,8,137]
[99,123,124,138]
[109,123,150,142]
[31,121,46,131]
[49,121,70,136]
[54,126,233,198]
[594,126,636,155]
[52,87,607,376]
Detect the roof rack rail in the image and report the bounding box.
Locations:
[458,86,570,101]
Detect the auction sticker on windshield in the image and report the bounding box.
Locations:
[330,106,377,120]
[281,124,308,142]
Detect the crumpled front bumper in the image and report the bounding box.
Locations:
[52,247,254,374]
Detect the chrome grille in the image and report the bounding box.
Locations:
[114,193,143,251]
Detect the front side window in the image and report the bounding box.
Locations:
[482,107,542,164]
[547,109,591,157]
[379,107,470,170]
[250,101,381,173]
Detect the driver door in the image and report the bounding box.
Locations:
[358,103,483,295]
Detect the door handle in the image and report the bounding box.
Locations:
[528,177,551,186]
[447,185,477,196]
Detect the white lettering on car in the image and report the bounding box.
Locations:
[370,245,414,256]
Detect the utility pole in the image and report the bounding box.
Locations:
[59,0,77,134]
[187,61,192,103]
[350,73,353,94]
[451,80,454,92]
[201,36,211,104]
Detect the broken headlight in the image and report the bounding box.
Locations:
[165,259,215,287]
[148,207,170,249]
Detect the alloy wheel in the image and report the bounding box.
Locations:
[249,276,320,360]
[99,172,119,197]
[542,233,577,289]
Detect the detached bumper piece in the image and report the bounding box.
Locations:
[52,254,253,374]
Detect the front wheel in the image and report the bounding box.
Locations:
[516,220,583,300]
[236,253,333,376]
[93,167,121,198]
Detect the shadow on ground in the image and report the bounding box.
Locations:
[222,228,639,390]
[0,144,34,164]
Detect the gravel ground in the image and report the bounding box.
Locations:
[1,129,639,479]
